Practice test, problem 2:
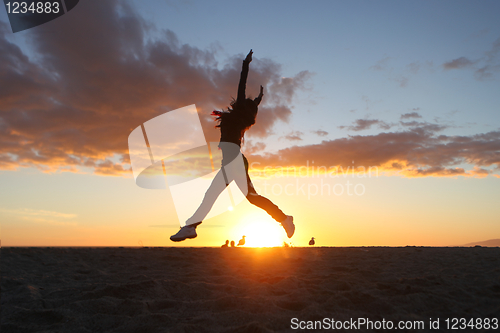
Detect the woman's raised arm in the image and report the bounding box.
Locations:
[237,50,253,103]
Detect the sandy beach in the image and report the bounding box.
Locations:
[2,247,499,332]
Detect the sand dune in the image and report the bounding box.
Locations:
[2,247,500,332]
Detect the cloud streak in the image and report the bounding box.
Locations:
[312,130,328,137]
[283,131,303,141]
[442,37,500,80]
[339,119,391,131]
[400,112,422,120]
[0,208,78,225]
[250,125,500,178]
[443,57,476,70]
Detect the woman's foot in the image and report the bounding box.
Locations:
[170,224,198,242]
[280,216,295,238]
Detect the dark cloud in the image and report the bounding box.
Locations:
[312,130,328,137]
[443,57,475,70]
[339,119,391,131]
[394,75,409,88]
[400,112,422,119]
[399,121,447,133]
[485,36,500,62]
[474,64,500,80]
[283,131,303,141]
[369,57,391,71]
[0,1,310,174]
[407,62,421,74]
[443,37,500,80]
[242,141,266,155]
[251,127,500,178]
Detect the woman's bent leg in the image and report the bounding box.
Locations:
[240,155,287,222]
[246,191,287,222]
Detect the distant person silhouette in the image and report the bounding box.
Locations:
[171,50,295,242]
[221,240,229,248]
[237,235,246,246]
[230,240,236,247]
[309,237,315,246]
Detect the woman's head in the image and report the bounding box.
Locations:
[242,98,258,115]
[212,98,259,131]
[231,98,258,127]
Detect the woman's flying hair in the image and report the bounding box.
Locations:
[211,98,258,129]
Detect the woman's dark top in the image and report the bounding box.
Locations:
[218,60,253,147]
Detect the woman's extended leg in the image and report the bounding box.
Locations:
[171,145,244,241]
[170,168,228,241]
[185,143,243,225]
[184,168,228,226]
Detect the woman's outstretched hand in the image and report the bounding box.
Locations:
[254,85,264,105]
[244,49,253,63]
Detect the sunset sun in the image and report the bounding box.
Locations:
[236,219,286,247]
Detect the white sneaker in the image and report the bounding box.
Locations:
[170,225,197,242]
[280,215,295,238]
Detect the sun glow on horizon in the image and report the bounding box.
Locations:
[235,219,286,247]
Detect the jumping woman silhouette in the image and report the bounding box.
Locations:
[170,50,295,242]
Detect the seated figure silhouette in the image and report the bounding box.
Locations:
[309,237,315,246]
[170,50,295,242]
[230,240,236,248]
[221,240,229,248]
